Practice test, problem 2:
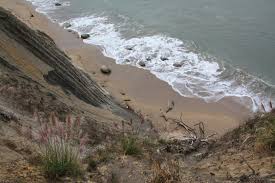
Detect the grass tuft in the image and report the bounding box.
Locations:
[255,118,275,152]
[149,160,181,183]
[34,115,88,179]
[41,138,83,178]
[121,136,142,156]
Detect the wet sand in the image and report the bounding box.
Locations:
[0,0,253,137]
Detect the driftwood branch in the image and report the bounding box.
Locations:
[167,112,216,144]
[166,100,175,113]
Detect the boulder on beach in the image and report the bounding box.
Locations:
[100,65,111,74]
[173,62,183,67]
[125,45,134,50]
[138,61,146,67]
[63,22,71,29]
[160,56,168,61]
[146,57,152,61]
[81,34,90,39]
[55,3,62,6]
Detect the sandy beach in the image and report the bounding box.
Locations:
[0,0,252,137]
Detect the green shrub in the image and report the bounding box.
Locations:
[35,115,88,178]
[256,119,275,152]
[121,136,141,156]
[41,138,83,178]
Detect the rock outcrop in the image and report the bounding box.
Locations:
[0,7,137,120]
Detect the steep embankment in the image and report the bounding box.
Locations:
[0,7,148,181]
[0,7,138,120]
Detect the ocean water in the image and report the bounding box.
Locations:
[26,0,275,111]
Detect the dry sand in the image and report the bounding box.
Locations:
[0,0,253,137]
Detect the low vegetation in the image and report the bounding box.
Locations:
[40,138,83,178]
[255,116,275,152]
[149,159,181,183]
[121,136,142,156]
[34,115,88,179]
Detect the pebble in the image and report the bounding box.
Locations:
[138,61,146,67]
[100,65,111,74]
[81,34,90,39]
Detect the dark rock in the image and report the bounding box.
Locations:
[160,56,168,61]
[63,22,71,29]
[68,29,78,35]
[173,62,183,67]
[81,34,90,39]
[67,30,79,38]
[100,65,111,74]
[138,61,146,67]
[55,3,62,6]
[125,45,134,50]
[30,14,34,18]
[146,57,151,61]
[125,59,130,62]
[239,174,249,182]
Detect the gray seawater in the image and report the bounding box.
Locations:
[26,0,275,111]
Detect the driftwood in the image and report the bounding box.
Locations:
[163,113,216,155]
[168,113,216,143]
[166,100,175,113]
[160,113,168,121]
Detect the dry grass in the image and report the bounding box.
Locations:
[33,114,88,178]
[121,136,142,156]
[149,159,181,183]
[255,117,275,152]
[40,137,83,178]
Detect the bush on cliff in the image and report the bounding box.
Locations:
[35,115,88,178]
[121,136,142,156]
[255,116,275,152]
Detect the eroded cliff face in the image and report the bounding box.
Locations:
[0,8,144,181]
[0,7,136,120]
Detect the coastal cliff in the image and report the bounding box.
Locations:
[0,7,137,120]
[0,4,274,183]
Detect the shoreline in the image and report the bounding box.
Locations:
[1,0,252,136]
